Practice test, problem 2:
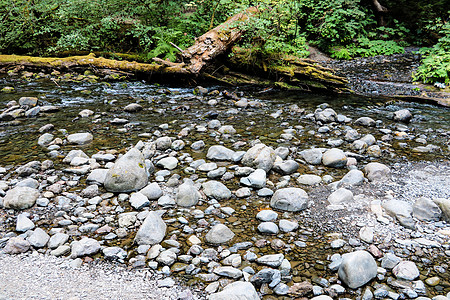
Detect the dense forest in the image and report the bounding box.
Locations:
[0,0,448,84]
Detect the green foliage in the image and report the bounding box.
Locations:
[0,0,447,65]
[413,19,450,84]
[331,38,404,59]
[237,1,309,60]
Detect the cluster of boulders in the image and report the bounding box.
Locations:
[1,82,449,300]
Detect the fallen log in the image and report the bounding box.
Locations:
[0,53,189,75]
[180,6,259,74]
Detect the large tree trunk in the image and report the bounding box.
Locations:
[180,6,259,73]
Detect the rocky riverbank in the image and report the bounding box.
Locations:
[323,49,450,107]
[0,71,449,299]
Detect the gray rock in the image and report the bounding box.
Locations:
[16,213,35,232]
[156,157,178,170]
[270,188,308,212]
[257,222,279,234]
[208,281,259,300]
[155,136,172,150]
[205,224,235,245]
[322,148,347,168]
[191,140,205,150]
[202,181,231,200]
[338,250,378,289]
[206,145,236,161]
[124,103,143,112]
[258,188,274,197]
[381,253,401,270]
[300,149,323,165]
[3,236,30,254]
[235,187,252,198]
[433,198,450,222]
[48,233,69,249]
[383,199,415,229]
[328,188,353,205]
[158,195,176,207]
[156,250,177,265]
[3,186,39,210]
[393,261,420,280]
[104,148,148,193]
[279,219,298,232]
[315,108,337,123]
[86,169,108,185]
[129,192,150,210]
[273,160,299,175]
[38,133,54,147]
[256,210,278,222]
[355,117,376,127]
[413,197,442,222]
[80,184,98,198]
[297,174,322,185]
[103,247,127,260]
[134,211,166,245]
[240,169,266,189]
[27,228,50,248]
[139,182,163,200]
[176,181,200,207]
[257,254,284,267]
[242,143,276,172]
[364,163,390,182]
[71,237,101,258]
[393,109,413,123]
[63,150,89,164]
[67,132,93,145]
[214,266,243,279]
[359,226,374,243]
[198,162,217,172]
[19,96,38,106]
[339,169,365,186]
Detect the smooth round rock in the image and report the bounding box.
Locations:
[322,148,347,168]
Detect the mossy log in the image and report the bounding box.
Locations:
[226,47,348,92]
[0,53,189,74]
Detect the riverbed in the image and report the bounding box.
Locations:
[0,72,449,299]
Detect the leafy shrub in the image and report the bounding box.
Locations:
[413,19,450,84]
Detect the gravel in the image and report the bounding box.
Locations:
[0,252,203,300]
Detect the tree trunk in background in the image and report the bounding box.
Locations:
[372,0,388,26]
